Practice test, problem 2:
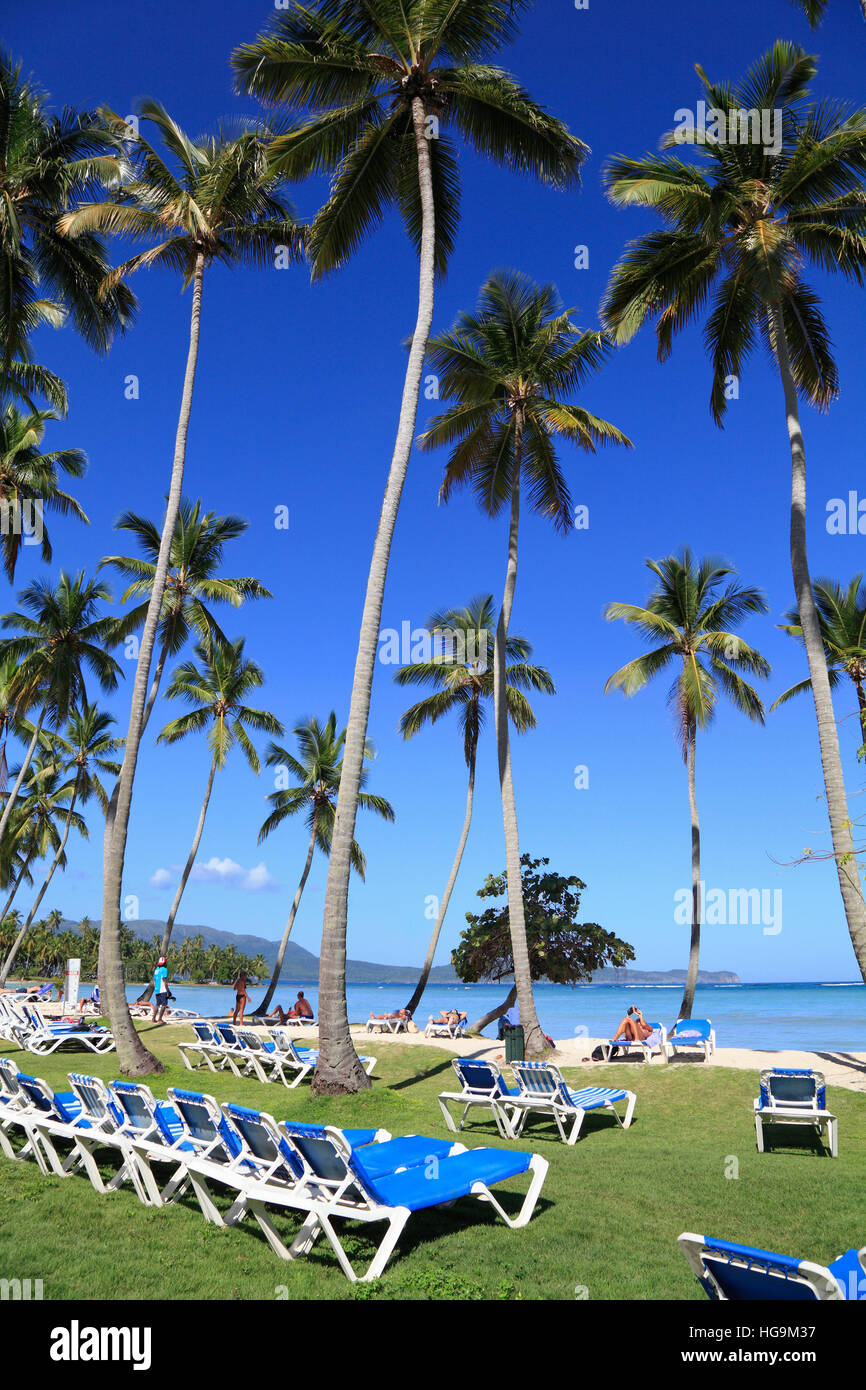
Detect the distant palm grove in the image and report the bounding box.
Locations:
[1,1,866,1094]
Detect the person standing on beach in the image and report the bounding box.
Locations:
[151,957,169,1024]
[232,972,251,1025]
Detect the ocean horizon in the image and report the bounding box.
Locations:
[122,979,866,1052]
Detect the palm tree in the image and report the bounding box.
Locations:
[0,50,135,406]
[0,570,119,847]
[0,648,32,795]
[601,42,866,984]
[395,597,553,1016]
[790,2,866,27]
[254,713,394,1016]
[0,405,88,583]
[419,270,630,1054]
[604,551,770,1020]
[101,498,273,737]
[772,576,866,753]
[151,637,284,971]
[0,703,120,985]
[233,0,586,1093]
[0,749,82,967]
[59,99,305,1075]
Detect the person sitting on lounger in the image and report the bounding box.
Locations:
[611,1004,653,1044]
[267,992,314,1025]
[369,1008,411,1022]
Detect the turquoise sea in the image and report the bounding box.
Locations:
[122,980,866,1052]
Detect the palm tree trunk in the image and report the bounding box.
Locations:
[677,720,701,1021]
[314,97,436,1096]
[0,774,80,986]
[0,849,34,926]
[99,251,207,1075]
[139,758,217,1002]
[471,983,517,1035]
[140,632,171,739]
[854,678,866,753]
[255,821,317,1016]
[773,306,866,983]
[493,406,546,1057]
[0,705,45,847]
[405,737,477,1018]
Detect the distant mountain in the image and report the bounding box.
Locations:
[72,918,737,986]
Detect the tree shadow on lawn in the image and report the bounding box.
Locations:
[388,1057,455,1091]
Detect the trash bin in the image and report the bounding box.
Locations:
[504,1024,524,1063]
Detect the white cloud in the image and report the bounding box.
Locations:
[149,867,177,889]
[242,862,278,893]
[184,856,279,894]
[190,856,245,885]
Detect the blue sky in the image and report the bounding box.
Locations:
[5,0,866,981]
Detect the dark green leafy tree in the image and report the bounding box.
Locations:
[233,0,587,1094]
[452,854,634,1033]
[395,596,553,1016]
[601,42,866,985]
[604,551,769,1020]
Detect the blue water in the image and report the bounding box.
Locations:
[124,980,866,1052]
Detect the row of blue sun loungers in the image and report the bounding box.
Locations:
[0,1057,547,1283]
[0,998,115,1055]
[177,1022,376,1089]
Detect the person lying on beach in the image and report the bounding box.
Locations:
[428,1009,467,1027]
[611,1004,653,1043]
[369,1008,411,1022]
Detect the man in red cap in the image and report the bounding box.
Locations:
[151,956,169,1024]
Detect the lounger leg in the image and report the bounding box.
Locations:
[827,1117,838,1159]
[361,1210,411,1282]
[565,1109,584,1146]
[470,1153,549,1230]
[247,1198,297,1261]
[288,1212,323,1258]
[754,1113,765,1153]
[622,1091,637,1128]
[185,1169,226,1226]
[438,1097,459,1133]
[362,1055,377,1076]
[492,1103,516,1141]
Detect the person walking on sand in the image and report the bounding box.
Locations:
[151,957,169,1024]
[232,972,251,1025]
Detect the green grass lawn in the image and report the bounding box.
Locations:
[1,1025,863,1300]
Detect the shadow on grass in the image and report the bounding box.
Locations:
[388,1057,455,1091]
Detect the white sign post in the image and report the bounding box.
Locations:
[63,958,81,1018]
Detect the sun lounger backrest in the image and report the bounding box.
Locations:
[453,1058,505,1096]
[168,1088,242,1158]
[16,1073,56,1113]
[512,1061,566,1102]
[761,1068,825,1110]
[692,1238,826,1301]
[216,1025,239,1047]
[0,1057,23,1103]
[192,1021,216,1043]
[68,1073,122,1128]
[110,1081,160,1135]
[672,1018,711,1040]
[280,1122,360,1190]
[223,1104,302,1180]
